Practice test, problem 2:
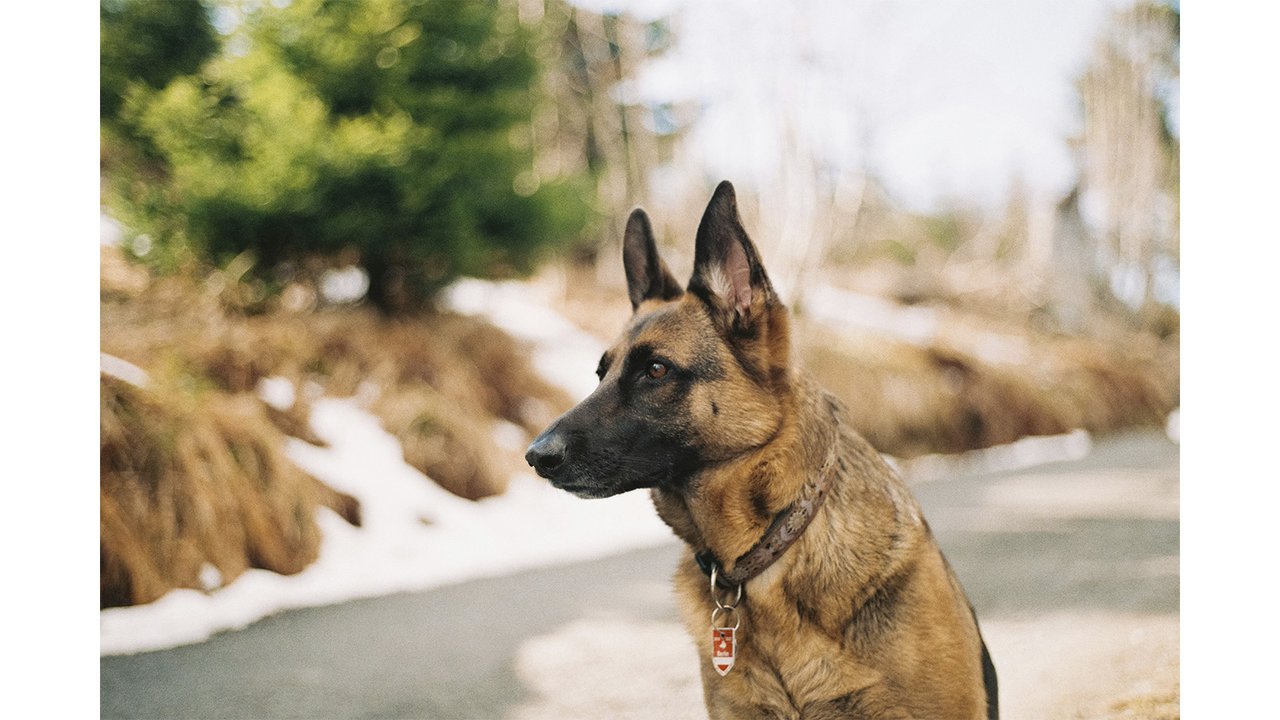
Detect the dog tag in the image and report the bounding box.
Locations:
[711,627,736,676]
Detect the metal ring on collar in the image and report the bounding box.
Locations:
[711,605,741,631]
[709,566,743,611]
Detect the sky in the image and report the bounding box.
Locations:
[574,0,1136,211]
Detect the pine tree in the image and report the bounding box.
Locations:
[103,0,594,313]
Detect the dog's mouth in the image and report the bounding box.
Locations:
[549,480,613,499]
[529,463,558,482]
[541,462,660,499]
[530,462,606,496]
[542,465,625,498]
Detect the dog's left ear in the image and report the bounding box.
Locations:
[689,181,778,330]
[623,208,683,311]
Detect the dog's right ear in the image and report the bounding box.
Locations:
[623,208,682,311]
[688,181,778,331]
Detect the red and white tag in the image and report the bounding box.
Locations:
[711,627,736,676]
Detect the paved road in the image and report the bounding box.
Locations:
[101,430,1179,719]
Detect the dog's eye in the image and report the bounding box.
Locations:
[646,361,669,380]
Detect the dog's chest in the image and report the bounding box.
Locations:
[706,625,887,719]
[696,587,885,717]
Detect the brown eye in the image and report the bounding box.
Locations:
[646,361,669,380]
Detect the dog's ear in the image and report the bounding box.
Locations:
[689,181,777,329]
[623,208,682,311]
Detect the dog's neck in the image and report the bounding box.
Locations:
[650,374,850,579]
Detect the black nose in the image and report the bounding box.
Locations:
[525,430,567,477]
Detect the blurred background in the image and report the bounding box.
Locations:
[100,0,1179,717]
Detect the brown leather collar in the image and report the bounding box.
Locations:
[696,434,840,590]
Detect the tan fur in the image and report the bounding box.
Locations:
[616,294,990,719]
[536,186,993,718]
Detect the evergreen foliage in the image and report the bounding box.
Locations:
[100,0,219,120]
[102,0,593,312]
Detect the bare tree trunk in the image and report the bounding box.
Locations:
[1076,1,1179,322]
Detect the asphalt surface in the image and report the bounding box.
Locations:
[101,430,1179,720]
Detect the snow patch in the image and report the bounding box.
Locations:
[100,211,124,246]
[443,278,604,401]
[493,420,529,452]
[198,564,223,592]
[509,618,702,720]
[804,284,1030,365]
[896,429,1093,485]
[805,284,939,346]
[983,467,1179,521]
[256,376,295,411]
[319,266,369,304]
[100,352,149,388]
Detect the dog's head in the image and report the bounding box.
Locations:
[525,181,792,498]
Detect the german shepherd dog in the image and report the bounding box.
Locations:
[526,181,997,719]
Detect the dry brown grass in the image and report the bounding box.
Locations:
[800,320,1178,458]
[100,247,573,606]
[373,387,514,501]
[179,310,571,499]
[100,374,359,608]
[101,250,572,499]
